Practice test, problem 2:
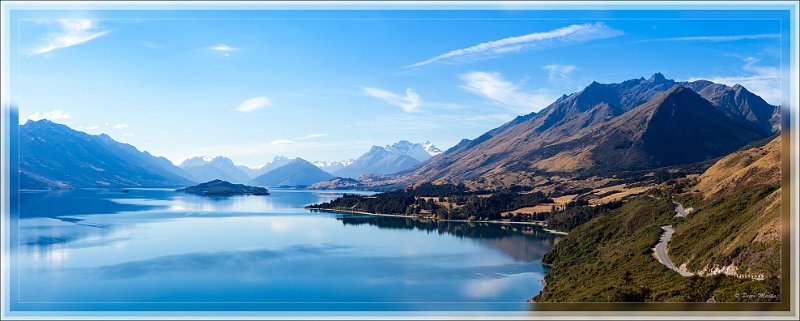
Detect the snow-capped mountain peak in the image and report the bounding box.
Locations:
[384,140,440,162]
[423,141,442,156]
[312,159,355,174]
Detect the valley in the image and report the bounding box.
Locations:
[4,3,795,317]
[14,73,784,303]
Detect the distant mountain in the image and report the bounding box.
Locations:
[334,146,420,178]
[403,74,777,186]
[144,151,195,182]
[385,140,441,162]
[313,159,354,174]
[250,158,334,187]
[308,173,405,192]
[423,141,443,157]
[19,120,194,190]
[334,140,442,178]
[179,156,251,184]
[241,156,292,178]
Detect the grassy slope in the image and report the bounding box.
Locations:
[535,194,685,302]
[535,193,778,302]
[669,136,781,277]
[670,187,780,276]
[535,136,782,302]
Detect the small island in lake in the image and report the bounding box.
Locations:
[176,179,270,196]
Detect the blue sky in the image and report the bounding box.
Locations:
[10,9,790,167]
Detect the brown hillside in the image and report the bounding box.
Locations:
[695,136,781,199]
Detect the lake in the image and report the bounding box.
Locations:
[8,188,562,313]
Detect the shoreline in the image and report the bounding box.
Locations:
[307,207,569,235]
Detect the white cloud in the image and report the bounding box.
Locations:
[210,44,236,52]
[113,123,128,130]
[689,57,781,105]
[122,133,134,137]
[305,133,329,138]
[210,44,237,56]
[235,96,271,112]
[27,109,72,121]
[641,33,779,43]
[542,64,577,82]
[30,19,111,55]
[362,87,421,112]
[406,22,623,68]
[460,71,556,113]
[270,140,296,146]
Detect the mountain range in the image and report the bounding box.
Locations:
[249,156,293,177]
[16,73,778,193]
[173,140,442,186]
[179,155,295,183]
[17,120,441,190]
[249,158,334,187]
[400,73,779,188]
[179,156,252,184]
[334,140,442,178]
[313,159,354,174]
[19,120,194,189]
[177,155,340,187]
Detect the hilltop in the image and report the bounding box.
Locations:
[176,179,269,196]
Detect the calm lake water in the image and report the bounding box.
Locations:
[8,189,562,312]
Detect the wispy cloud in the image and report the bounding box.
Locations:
[640,33,779,43]
[305,133,329,138]
[270,139,296,146]
[542,64,577,82]
[235,96,272,112]
[113,123,128,130]
[27,109,72,121]
[689,57,781,105]
[406,22,623,68]
[460,72,556,114]
[30,19,111,55]
[210,43,238,56]
[362,87,421,112]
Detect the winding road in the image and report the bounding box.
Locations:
[653,201,694,277]
[673,201,693,218]
[653,225,694,276]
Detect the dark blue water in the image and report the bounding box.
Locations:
[8,189,561,313]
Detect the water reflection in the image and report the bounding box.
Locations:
[27,243,70,267]
[12,188,558,311]
[17,189,372,250]
[21,188,374,219]
[94,244,352,279]
[18,189,163,218]
[336,214,561,262]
